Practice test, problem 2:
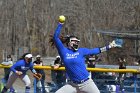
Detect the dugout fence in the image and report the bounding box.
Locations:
[0,65,140,93]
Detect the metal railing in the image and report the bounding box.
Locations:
[0,65,140,93]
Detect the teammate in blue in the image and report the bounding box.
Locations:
[51,15,123,93]
[1,53,37,93]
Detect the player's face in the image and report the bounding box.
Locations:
[25,57,32,63]
[69,37,80,51]
[7,58,12,61]
[36,57,41,61]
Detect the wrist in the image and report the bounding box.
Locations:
[59,22,64,25]
[15,71,18,73]
[108,45,112,49]
[100,45,110,52]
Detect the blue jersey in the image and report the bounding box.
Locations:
[53,23,101,82]
[10,59,36,74]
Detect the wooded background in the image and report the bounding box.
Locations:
[0,0,140,65]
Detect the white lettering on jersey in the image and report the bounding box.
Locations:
[66,52,79,59]
[21,66,30,70]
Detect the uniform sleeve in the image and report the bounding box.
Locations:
[53,23,65,55]
[10,61,22,73]
[30,63,37,74]
[81,48,101,56]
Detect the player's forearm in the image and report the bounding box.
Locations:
[100,39,123,52]
[53,23,63,41]
[31,68,37,74]
[10,66,16,73]
[53,23,65,52]
[100,44,119,53]
[100,45,110,53]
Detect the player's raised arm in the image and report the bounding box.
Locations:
[53,15,66,50]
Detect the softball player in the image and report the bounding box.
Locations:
[1,53,37,93]
[52,16,123,93]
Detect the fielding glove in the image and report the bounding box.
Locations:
[33,73,42,80]
[109,38,123,48]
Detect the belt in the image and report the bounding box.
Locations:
[72,78,89,84]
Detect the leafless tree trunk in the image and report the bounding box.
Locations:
[0,0,139,64]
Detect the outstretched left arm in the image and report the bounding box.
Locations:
[82,39,123,56]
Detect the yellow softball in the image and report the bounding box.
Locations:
[59,15,65,23]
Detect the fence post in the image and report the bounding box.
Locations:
[134,74,137,93]
[34,78,36,93]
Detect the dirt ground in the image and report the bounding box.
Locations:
[0,69,52,93]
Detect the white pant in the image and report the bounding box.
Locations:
[5,72,31,89]
[55,78,100,93]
